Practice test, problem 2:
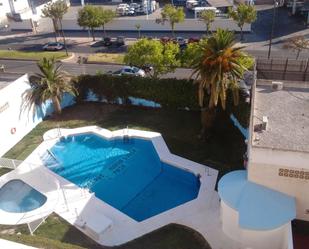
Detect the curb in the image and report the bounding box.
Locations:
[85,61,123,66]
[60,52,75,62]
[0,53,73,63]
[0,57,38,62]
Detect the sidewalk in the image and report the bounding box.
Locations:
[0,239,39,249]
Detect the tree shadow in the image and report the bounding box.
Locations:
[248,7,307,43]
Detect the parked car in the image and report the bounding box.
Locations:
[238,79,251,103]
[110,66,146,77]
[42,42,64,51]
[130,3,140,10]
[127,7,135,15]
[116,4,129,16]
[115,36,125,46]
[172,37,186,46]
[141,64,153,74]
[160,36,172,44]
[188,37,200,43]
[103,37,113,46]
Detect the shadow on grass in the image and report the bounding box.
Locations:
[38,214,212,249]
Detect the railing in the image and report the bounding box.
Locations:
[0,157,23,169]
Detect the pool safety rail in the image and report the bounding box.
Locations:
[0,157,22,169]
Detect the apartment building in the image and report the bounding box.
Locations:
[0,0,54,24]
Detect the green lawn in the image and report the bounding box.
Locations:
[87,53,125,64]
[0,214,211,249]
[0,167,11,176]
[0,50,70,61]
[2,102,246,249]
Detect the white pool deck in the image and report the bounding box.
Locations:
[0,239,39,249]
[0,126,243,249]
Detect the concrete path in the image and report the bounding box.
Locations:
[0,239,39,249]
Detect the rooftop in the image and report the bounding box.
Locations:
[252,80,309,153]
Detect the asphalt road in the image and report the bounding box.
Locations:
[0,59,192,78]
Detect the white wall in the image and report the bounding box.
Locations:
[0,74,75,157]
[0,74,40,157]
[221,200,290,249]
[0,0,11,22]
[248,147,309,221]
[11,0,30,14]
[10,16,251,32]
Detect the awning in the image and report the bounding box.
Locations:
[207,0,233,8]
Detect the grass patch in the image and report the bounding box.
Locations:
[87,53,125,64]
[0,50,69,61]
[0,167,12,176]
[0,214,211,249]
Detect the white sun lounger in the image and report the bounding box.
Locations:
[75,213,112,241]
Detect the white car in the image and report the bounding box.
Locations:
[42,42,64,51]
[116,4,130,16]
[111,66,146,77]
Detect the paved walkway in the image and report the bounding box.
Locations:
[0,239,39,249]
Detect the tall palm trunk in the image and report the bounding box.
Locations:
[91,28,95,41]
[59,19,68,56]
[240,26,244,41]
[206,23,210,35]
[52,96,62,115]
[102,23,106,37]
[52,19,58,42]
[296,49,301,59]
[171,23,175,37]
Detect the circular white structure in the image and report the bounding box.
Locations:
[0,165,60,225]
[218,170,296,249]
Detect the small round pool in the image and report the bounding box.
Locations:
[0,179,47,213]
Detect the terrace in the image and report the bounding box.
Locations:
[0,102,246,249]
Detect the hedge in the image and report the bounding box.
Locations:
[77,74,200,110]
[76,74,251,127]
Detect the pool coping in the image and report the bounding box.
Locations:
[3,126,219,246]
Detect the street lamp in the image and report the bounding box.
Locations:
[267,0,279,59]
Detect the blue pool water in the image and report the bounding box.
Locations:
[47,133,200,221]
[0,180,47,213]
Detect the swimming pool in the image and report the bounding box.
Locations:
[46,133,200,221]
[0,179,47,213]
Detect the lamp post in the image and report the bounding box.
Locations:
[268,0,279,59]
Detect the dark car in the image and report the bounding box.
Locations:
[172,37,187,46]
[103,37,112,46]
[239,79,251,103]
[188,37,200,43]
[115,36,125,46]
[160,36,172,44]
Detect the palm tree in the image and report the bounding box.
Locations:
[191,29,250,136]
[199,10,215,35]
[23,58,77,115]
